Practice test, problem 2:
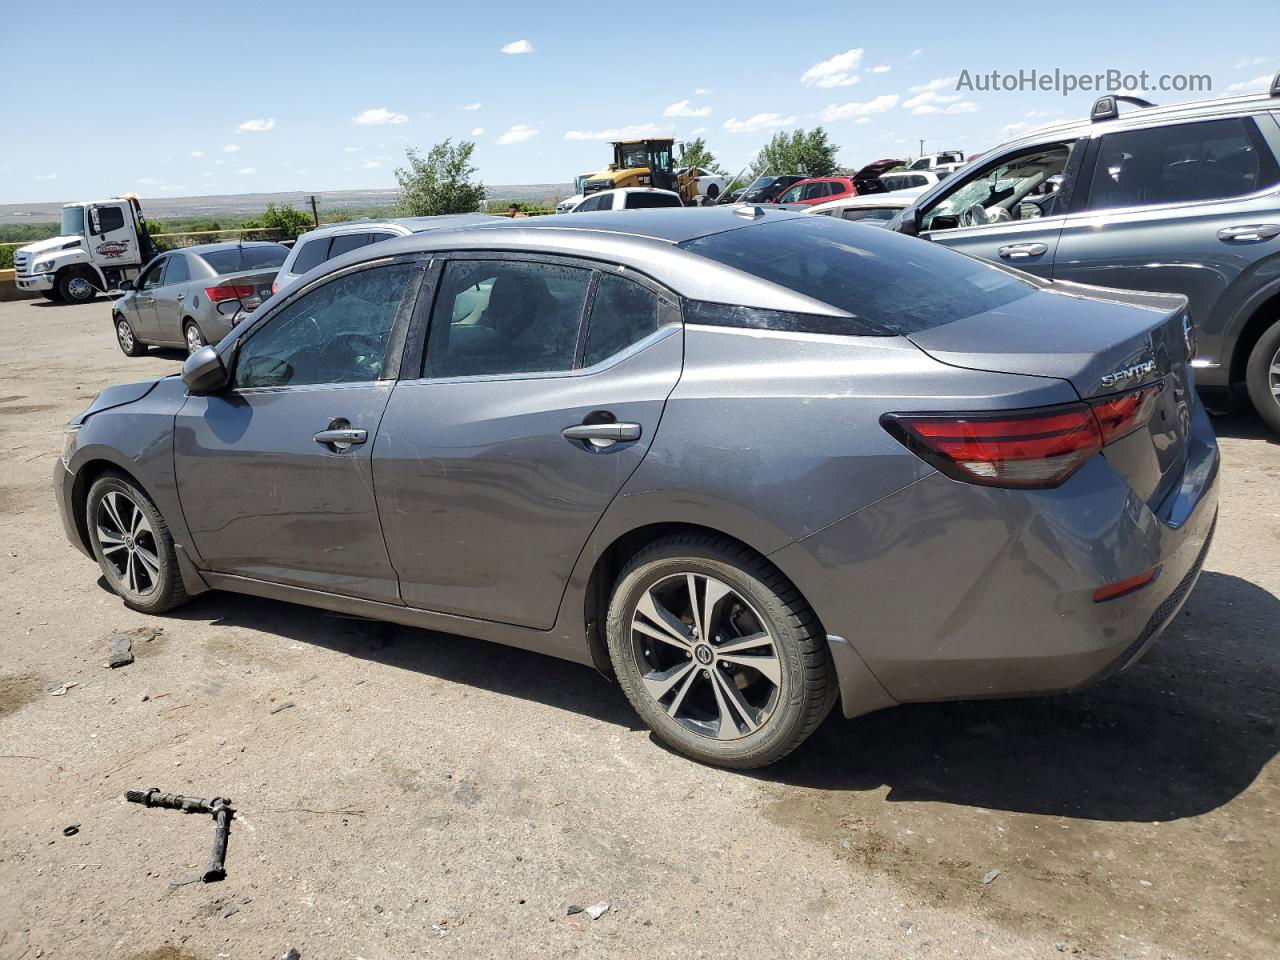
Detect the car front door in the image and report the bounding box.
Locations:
[130,257,167,340]
[1053,114,1280,373]
[373,256,684,628]
[173,260,422,602]
[908,138,1086,278]
[153,252,191,346]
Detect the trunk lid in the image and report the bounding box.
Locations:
[906,281,1196,508]
[211,268,279,311]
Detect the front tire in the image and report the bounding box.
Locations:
[42,289,65,303]
[56,268,98,304]
[605,534,836,769]
[114,314,146,356]
[86,472,189,614]
[1245,319,1280,435]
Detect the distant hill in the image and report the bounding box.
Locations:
[0,184,574,225]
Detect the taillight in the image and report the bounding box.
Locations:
[204,284,254,303]
[881,382,1161,490]
[271,280,279,295]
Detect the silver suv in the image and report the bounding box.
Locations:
[889,73,1280,432]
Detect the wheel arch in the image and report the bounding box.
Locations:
[69,458,148,555]
[1228,286,1280,387]
[55,261,107,291]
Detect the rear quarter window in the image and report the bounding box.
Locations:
[290,238,331,275]
[680,215,1037,335]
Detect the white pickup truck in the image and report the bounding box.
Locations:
[13,194,158,303]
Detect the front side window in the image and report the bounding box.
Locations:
[583,274,660,366]
[921,142,1072,231]
[778,184,804,203]
[425,260,590,378]
[162,254,190,286]
[234,263,416,389]
[61,207,86,237]
[96,206,126,234]
[1084,117,1277,211]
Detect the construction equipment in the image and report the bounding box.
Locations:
[581,139,726,205]
[125,787,234,882]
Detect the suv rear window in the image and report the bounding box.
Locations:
[681,215,1036,335]
[625,192,682,209]
[200,245,289,274]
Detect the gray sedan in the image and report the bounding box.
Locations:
[110,241,289,356]
[57,209,1218,769]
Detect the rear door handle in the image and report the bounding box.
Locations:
[313,428,367,451]
[997,242,1048,260]
[1217,224,1280,243]
[176,293,185,301]
[562,422,642,448]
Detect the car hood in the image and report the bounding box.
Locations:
[18,235,84,257]
[69,378,166,425]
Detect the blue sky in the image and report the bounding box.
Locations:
[2,0,1277,204]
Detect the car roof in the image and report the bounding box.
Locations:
[296,214,494,241]
[292,207,855,317]
[176,240,286,255]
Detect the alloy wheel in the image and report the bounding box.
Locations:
[186,324,205,355]
[630,573,782,741]
[94,490,160,597]
[1270,344,1280,407]
[116,318,134,352]
[66,276,94,301]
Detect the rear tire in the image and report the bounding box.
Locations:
[114,314,146,357]
[184,321,206,355]
[56,268,98,304]
[1245,319,1280,435]
[605,533,836,769]
[86,472,188,615]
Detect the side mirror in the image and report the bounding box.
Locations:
[182,346,230,395]
[119,279,135,292]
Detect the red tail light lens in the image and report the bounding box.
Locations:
[1092,566,1159,602]
[204,284,254,303]
[882,383,1163,490]
[271,280,279,295]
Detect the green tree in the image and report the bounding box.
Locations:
[750,128,840,179]
[241,203,313,239]
[396,140,486,216]
[678,137,723,174]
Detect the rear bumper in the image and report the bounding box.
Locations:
[772,395,1220,717]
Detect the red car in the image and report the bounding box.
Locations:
[774,176,857,206]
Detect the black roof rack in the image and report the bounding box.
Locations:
[1090,93,1158,122]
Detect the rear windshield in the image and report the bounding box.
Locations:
[680,215,1036,335]
[200,244,289,274]
[625,192,682,209]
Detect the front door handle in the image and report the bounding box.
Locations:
[1217,224,1280,243]
[997,242,1048,260]
[176,293,185,301]
[313,426,368,451]
[562,422,642,449]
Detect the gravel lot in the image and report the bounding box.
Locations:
[1,295,1277,960]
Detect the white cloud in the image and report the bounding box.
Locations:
[363,159,382,169]
[909,48,923,59]
[1235,56,1267,69]
[664,99,712,118]
[136,177,160,185]
[190,150,204,158]
[463,102,483,110]
[1025,110,1050,118]
[869,64,891,74]
[695,87,711,95]
[819,94,899,122]
[999,121,1030,139]
[855,116,871,125]
[1228,74,1271,92]
[471,127,485,136]
[909,76,957,93]
[723,113,797,133]
[497,123,539,144]
[903,81,976,115]
[801,48,864,88]
[353,107,408,125]
[565,123,667,141]
[343,146,363,152]
[500,39,534,54]
[222,144,240,153]
[237,117,275,132]
[237,167,256,175]
[690,126,706,135]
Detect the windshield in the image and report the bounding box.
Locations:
[681,215,1036,335]
[199,244,289,274]
[617,144,650,168]
[60,207,86,237]
[574,175,589,193]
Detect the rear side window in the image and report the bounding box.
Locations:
[841,207,898,221]
[202,245,289,274]
[329,233,374,258]
[583,274,659,366]
[1085,117,1279,210]
[681,215,1036,335]
[624,192,682,209]
[162,254,190,285]
[290,238,330,275]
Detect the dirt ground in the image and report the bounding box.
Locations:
[1,295,1277,960]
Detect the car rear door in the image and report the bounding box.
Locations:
[174,259,423,603]
[1053,114,1280,374]
[373,254,684,628]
